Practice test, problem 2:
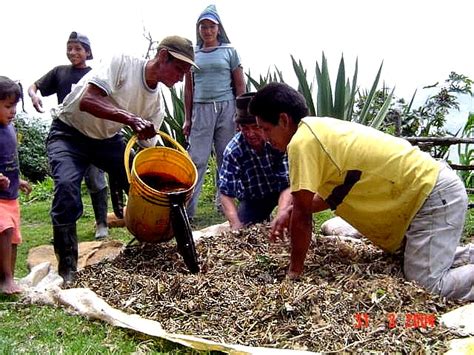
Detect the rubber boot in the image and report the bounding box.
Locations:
[53,224,78,284]
[90,187,109,240]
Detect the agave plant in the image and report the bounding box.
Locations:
[292,53,394,129]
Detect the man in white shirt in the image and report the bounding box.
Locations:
[47,36,198,283]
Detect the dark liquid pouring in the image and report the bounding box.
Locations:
[140,172,190,193]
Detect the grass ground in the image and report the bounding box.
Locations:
[1,173,473,353]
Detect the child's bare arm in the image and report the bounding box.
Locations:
[19,179,32,195]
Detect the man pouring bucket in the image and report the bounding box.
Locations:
[47,36,199,283]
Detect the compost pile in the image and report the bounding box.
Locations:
[71,224,465,353]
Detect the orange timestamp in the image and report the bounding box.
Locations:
[354,312,437,329]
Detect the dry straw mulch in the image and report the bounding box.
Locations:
[72,224,466,353]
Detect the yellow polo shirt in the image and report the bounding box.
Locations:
[288,117,440,252]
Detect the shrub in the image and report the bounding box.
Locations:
[15,112,50,182]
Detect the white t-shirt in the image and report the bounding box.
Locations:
[51,54,164,140]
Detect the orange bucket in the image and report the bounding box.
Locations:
[124,132,197,243]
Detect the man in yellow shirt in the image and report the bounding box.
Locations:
[249,82,474,301]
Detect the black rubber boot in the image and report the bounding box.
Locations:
[53,224,78,284]
[90,187,109,240]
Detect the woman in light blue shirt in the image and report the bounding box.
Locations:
[184,4,246,219]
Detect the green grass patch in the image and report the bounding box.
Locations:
[0,302,212,353]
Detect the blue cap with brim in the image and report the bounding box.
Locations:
[198,13,219,24]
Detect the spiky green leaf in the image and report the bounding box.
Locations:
[369,87,395,129]
[291,55,316,116]
[333,56,346,119]
[359,62,384,125]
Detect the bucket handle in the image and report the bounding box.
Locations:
[124,131,188,183]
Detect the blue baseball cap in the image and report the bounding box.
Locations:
[198,13,219,24]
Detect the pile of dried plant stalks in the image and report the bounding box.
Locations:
[72,224,466,353]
